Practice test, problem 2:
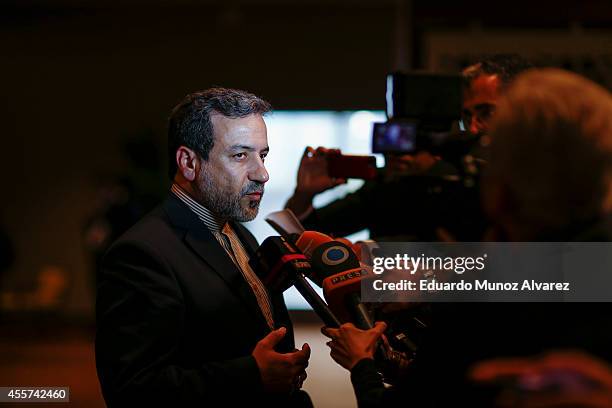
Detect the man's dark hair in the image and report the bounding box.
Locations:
[462,54,534,88]
[167,87,272,179]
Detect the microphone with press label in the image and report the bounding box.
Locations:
[296,231,419,355]
[295,231,376,329]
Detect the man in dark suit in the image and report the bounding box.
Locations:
[95,88,312,407]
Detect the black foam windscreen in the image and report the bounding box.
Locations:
[250,236,342,328]
[250,236,311,292]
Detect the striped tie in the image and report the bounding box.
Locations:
[221,224,275,330]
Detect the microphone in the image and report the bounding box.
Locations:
[296,231,419,356]
[295,231,376,330]
[294,230,331,261]
[295,232,362,263]
[249,235,341,328]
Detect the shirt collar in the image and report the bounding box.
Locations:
[170,183,226,233]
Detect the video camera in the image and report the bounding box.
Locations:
[374,72,475,157]
[329,71,485,180]
[325,71,488,241]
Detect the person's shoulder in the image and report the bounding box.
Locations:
[107,204,179,256]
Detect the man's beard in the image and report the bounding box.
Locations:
[193,171,264,222]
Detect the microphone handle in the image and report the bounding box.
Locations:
[344,292,389,360]
[293,272,342,328]
[347,292,375,329]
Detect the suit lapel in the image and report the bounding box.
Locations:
[162,194,269,329]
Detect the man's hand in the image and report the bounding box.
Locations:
[285,147,347,216]
[297,146,347,196]
[321,322,387,371]
[252,327,311,393]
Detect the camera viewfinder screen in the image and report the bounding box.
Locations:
[372,122,417,154]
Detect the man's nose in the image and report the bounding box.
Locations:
[249,160,269,184]
[469,117,484,137]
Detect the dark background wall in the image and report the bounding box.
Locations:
[0,0,610,318]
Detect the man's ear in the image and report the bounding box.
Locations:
[176,146,199,182]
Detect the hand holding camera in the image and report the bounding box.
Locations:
[296,146,347,197]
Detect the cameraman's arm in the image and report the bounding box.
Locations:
[301,181,375,237]
[351,358,387,408]
[352,359,429,408]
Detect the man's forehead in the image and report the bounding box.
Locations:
[211,113,268,147]
[467,74,501,95]
[464,74,502,105]
[210,112,264,130]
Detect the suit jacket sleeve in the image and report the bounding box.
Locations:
[301,183,375,237]
[350,358,428,408]
[95,239,264,406]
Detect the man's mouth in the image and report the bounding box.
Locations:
[245,191,263,200]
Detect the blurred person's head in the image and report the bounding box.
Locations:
[483,69,612,240]
[168,88,272,222]
[462,54,533,139]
